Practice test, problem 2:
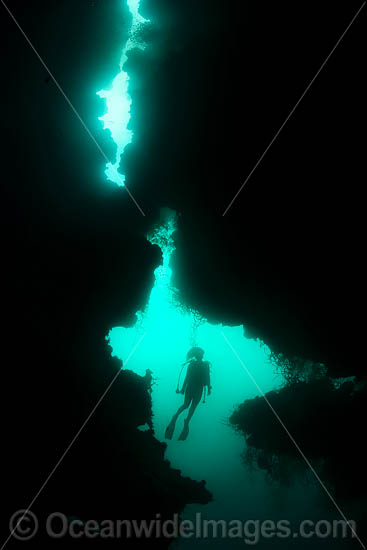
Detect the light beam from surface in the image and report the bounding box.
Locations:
[97,0,149,186]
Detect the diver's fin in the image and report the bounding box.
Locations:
[178,420,189,441]
[165,418,176,440]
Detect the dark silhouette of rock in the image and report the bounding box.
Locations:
[230,378,367,501]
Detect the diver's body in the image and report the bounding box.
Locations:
[165,348,211,441]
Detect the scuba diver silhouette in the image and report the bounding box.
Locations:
[165,347,212,441]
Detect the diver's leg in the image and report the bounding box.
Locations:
[186,392,201,423]
[174,391,191,418]
[165,392,191,439]
[178,391,202,441]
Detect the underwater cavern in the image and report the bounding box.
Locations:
[1,1,366,549]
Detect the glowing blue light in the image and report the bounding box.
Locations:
[97,0,149,186]
[108,212,284,503]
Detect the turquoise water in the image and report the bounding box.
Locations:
[107,214,293,545]
[99,4,347,547]
[108,214,348,549]
[96,0,149,185]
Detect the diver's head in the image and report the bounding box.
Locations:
[186,347,204,361]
